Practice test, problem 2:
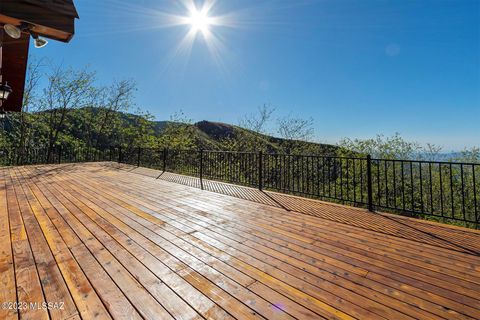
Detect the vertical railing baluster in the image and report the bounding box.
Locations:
[163,148,167,173]
[461,164,466,221]
[317,157,321,197]
[429,162,433,214]
[258,151,263,191]
[473,164,478,223]
[339,158,343,200]
[200,149,204,190]
[367,155,373,212]
[450,163,454,219]
[393,161,397,209]
[346,158,349,201]
[419,162,424,213]
[384,161,389,208]
[360,158,364,203]
[401,161,406,211]
[410,162,414,212]
[137,147,141,167]
[439,163,444,217]
[327,158,331,198]
[334,158,338,199]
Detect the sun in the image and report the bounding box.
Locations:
[186,7,213,35]
[158,0,235,71]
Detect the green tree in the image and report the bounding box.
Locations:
[37,66,96,160]
[158,111,197,149]
[276,115,315,154]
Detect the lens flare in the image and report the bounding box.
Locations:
[186,7,212,34]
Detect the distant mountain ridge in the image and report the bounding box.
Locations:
[27,107,338,153]
[122,109,337,153]
[156,119,338,153]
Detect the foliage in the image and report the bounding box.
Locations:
[337,133,443,160]
[456,147,480,163]
[239,104,275,135]
[157,110,198,149]
[0,62,154,157]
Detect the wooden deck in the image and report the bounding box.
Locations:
[1,163,479,320]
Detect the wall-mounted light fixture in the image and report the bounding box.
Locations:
[4,24,22,39]
[3,23,48,48]
[31,33,48,48]
[0,82,13,101]
[0,82,13,119]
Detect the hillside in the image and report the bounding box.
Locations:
[15,108,337,154]
[118,109,337,153]
[147,117,337,153]
[192,120,337,154]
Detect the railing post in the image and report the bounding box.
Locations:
[118,146,122,163]
[199,149,204,190]
[137,147,141,167]
[163,148,167,172]
[367,155,374,212]
[258,151,263,191]
[109,146,113,162]
[58,146,62,164]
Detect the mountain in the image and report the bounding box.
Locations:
[22,107,338,154]
[192,120,337,154]
[145,112,337,153]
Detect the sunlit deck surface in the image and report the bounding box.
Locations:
[1,163,480,320]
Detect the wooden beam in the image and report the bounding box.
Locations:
[0,0,78,42]
[0,30,30,112]
[0,14,73,42]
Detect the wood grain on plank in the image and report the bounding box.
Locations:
[0,170,18,320]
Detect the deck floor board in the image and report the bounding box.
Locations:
[0,163,479,320]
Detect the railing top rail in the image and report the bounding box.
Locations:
[371,157,480,166]
[164,149,479,166]
[202,150,258,155]
[202,149,365,159]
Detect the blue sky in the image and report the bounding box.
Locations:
[32,0,479,150]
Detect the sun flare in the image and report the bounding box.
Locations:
[187,8,212,34]
[152,0,237,72]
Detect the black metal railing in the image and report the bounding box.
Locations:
[1,146,478,226]
[0,145,115,166]
[118,148,479,226]
[369,158,479,224]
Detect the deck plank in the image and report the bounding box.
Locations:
[0,163,478,320]
[6,171,49,320]
[13,168,113,320]
[9,170,81,320]
[0,169,18,320]
[22,173,176,320]
[17,168,143,320]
